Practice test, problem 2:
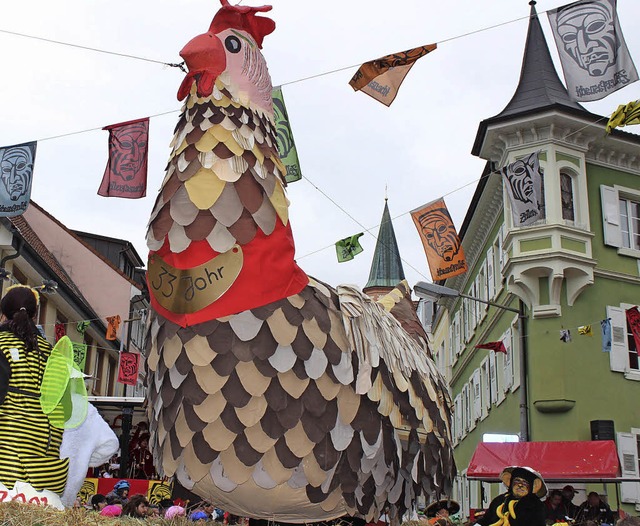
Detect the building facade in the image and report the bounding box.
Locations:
[430,5,640,517]
[0,200,147,398]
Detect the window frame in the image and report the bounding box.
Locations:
[560,170,576,223]
[601,184,640,259]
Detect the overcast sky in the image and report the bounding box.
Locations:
[2,0,639,294]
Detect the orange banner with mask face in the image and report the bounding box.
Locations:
[411,198,468,281]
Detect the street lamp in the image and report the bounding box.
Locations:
[414,281,529,442]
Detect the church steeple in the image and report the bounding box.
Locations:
[363,199,405,300]
[472,1,591,156]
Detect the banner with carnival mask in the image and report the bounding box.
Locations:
[411,198,467,281]
[272,86,302,183]
[98,118,149,198]
[349,44,437,106]
[502,152,544,227]
[548,0,638,102]
[117,351,139,386]
[0,141,36,217]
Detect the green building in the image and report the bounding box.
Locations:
[429,3,640,518]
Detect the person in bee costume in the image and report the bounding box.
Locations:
[0,285,69,493]
[474,466,546,526]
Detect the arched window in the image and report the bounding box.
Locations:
[560,171,575,221]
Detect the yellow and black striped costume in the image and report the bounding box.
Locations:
[0,331,69,493]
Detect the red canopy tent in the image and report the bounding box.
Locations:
[467,441,621,482]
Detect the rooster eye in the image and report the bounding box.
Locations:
[225,36,241,54]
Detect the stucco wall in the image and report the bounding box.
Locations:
[23,205,139,324]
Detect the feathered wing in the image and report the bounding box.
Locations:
[146,279,454,522]
[337,285,455,512]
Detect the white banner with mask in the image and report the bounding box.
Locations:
[502,152,544,228]
[548,0,638,102]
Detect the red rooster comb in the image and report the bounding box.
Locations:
[209,0,275,48]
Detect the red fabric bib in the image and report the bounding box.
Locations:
[148,220,308,327]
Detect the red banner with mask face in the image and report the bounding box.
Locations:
[117,352,140,386]
[98,118,149,199]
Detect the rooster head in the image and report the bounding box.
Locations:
[177,0,276,109]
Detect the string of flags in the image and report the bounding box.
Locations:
[0,85,304,219]
[473,307,639,356]
[350,0,637,107]
[0,0,637,282]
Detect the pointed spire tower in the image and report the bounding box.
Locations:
[363,199,406,300]
[472,0,594,158]
[462,0,625,318]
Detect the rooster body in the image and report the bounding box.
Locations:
[146,2,455,522]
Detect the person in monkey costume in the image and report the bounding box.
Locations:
[474,466,546,526]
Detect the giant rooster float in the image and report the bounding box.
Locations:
[145,1,455,522]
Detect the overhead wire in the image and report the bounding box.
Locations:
[296,115,611,268]
[0,28,185,70]
[0,4,620,283]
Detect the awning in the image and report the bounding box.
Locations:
[467,441,621,482]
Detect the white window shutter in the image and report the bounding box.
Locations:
[474,278,481,324]
[601,185,622,247]
[462,471,470,519]
[503,329,513,391]
[511,321,521,391]
[464,300,470,343]
[472,369,481,421]
[469,479,480,510]
[454,394,462,441]
[608,305,628,372]
[464,383,471,431]
[618,432,640,503]
[489,352,497,405]
[487,246,495,300]
[453,312,461,357]
[499,225,507,271]
[480,357,490,418]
